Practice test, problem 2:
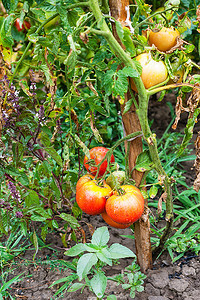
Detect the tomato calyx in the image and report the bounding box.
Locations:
[117,187,126,196]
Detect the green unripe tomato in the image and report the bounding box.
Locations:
[106,171,126,190]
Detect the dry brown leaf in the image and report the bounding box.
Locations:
[187,83,200,117]
[172,93,189,129]
[86,222,95,237]
[86,81,98,96]
[71,109,79,130]
[90,112,104,143]
[79,32,89,44]
[157,192,167,215]
[166,37,186,54]
[193,173,200,192]
[80,227,87,243]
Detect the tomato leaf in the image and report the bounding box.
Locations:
[56,0,72,33]
[121,66,139,78]
[135,150,153,172]
[1,0,18,12]
[102,69,115,96]
[123,27,136,56]
[113,70,128,98]
[149,185,158,199]
[123,98,133,115]
[177,108,200,157]
[74,134,90,158]
[91,226,109,246]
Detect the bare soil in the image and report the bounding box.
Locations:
[5,93,200,300]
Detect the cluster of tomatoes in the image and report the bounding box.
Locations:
[131,27,182,91]
[76,147,144,229]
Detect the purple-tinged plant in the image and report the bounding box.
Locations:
[0,199,5,207]
[8,181,21,202]
[30,82,37,96]
[15,211,23,218]
[38,105,45,123]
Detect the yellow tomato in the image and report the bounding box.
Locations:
[131,53,168,91]
[148,27,180,52]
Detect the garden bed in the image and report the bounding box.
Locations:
[3,93,200,300]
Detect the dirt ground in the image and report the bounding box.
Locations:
[6,93,200,300]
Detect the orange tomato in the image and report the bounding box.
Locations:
[131,53,168,91]
[105,185,144,224]
[76,176,112,215]
[148,27,180,52]
[84,147,115,177]
[101,211,132,229]
[76,174,94,192]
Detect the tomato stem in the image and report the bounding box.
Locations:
[147,82,200,96]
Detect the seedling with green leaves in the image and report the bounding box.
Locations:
[50,226,145,299]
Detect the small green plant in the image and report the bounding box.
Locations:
[50,226,145,299]
[109,260,146,298]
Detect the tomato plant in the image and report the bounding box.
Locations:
[84,147,115,177]
[14,18,31,32]
[76,176,112,215]
[105,185,144,224]
[148,27,180,52]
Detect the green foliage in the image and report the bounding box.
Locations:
[110,260,146,299]
[0,229,29,299]
[50,226,144,299]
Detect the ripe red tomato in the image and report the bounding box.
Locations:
[148,27,180,52]
[105,185,144,224]
[84,147,115,177]
[76,175,112,215]
[14,18,31,32]
[131,53,168,91]
[101,211,132,229]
